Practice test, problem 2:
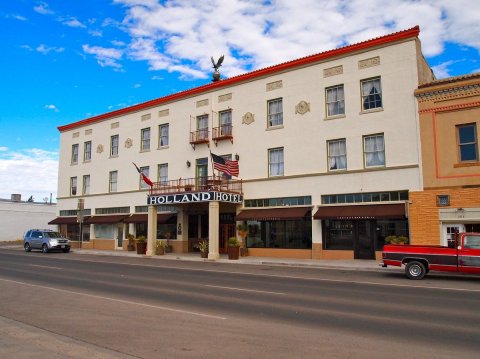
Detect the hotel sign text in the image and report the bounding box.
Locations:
[148,191,243,205]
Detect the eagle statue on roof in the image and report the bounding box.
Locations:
[211,55,224,82]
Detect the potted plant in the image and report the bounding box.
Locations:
[198,239,208,258]
[237,223,248,256]
[156,240,166,255]
[127,233,135,251]
[136,236,147,254]
[227,237,240,260]
[384,235,408,245]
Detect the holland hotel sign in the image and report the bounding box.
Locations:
[148,191,243,205]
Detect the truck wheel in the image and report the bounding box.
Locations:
[405,261,426,280]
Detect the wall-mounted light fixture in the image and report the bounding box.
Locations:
[186,160,191,167]
[235,153,240,161]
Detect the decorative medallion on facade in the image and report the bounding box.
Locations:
[196,99,209,108]
[218,93,232,102]
[111,122,119,129]
[85,129,92,135]
[295,101,311,115]
[125,138,133,148]
[158,109,169,117]
[141,113,151,121]
[358,56,380,69]
[242,112,255,125]
[96,144,104,153]
[266,80,283,91]
[323,65,343,78]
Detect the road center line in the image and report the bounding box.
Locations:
[29,264,63,270]
[204,284,286,295]
[0,277,226,320]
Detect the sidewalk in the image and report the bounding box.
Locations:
[72,248,384,271]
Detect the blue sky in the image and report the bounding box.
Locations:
[0,0,479,202]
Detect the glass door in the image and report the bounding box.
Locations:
[196,157,208,190]
[117,224,123,249]
[355,220,375,259]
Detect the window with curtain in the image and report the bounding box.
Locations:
[328,139,347,170]
[268,98,283,127]
[159,124,169,147]
[361,77,382,110]
[269,147,284,176]
[457,124,478,162]
[326,85,345,117]
[109,170,118,192]
[197,115,209,140]
[110,135,119,156]
[158,163,168,185]
[141,127,150,151]
[219,110,232,136]
[71,144,79,164]
[82,175,90,195]
[84,141,92,162]
[139,166,150,189]
[364,134,385,167]
[70,177,77,196]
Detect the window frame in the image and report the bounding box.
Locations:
[360,77,382,111]
[327,138,347,171]
[158,163,168,185]
[363,133,385,168]
[325,84,345,118]
[109,171,118,192]
[110,135,119,157]
[139,166,150,189]
[196,114,209,140]
[141,127,151,152]
[84,141,92,162]
[219,110,233,136]
[268,147,284,177]
[267,98,283,128]
[457,123,478,162]
[71,144,79,164]
[70,177,77,196]
[159,123,169,147]
[82,175,90,195]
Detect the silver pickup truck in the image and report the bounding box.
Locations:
[24,229,71,253]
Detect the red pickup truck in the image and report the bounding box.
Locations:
[381,232,480,279]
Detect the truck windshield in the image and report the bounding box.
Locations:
[464,235,480,249]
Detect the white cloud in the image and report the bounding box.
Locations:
[61,16,86,28]
[36,44,64,54]
[33,2,54,15]
[82,44,124,69]
[105,0,480,80]
[0,148,58,201]
[44,104,59,112]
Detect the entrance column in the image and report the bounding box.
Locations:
[146,205,157,256]
[208,201,220,260]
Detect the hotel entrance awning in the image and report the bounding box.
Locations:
[124,213,176,223]
[236,207,311,221]
[84,215,130,224]
[313,203,406,220]
[48,216,90,225]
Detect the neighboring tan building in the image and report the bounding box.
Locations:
[411,73,480,246]
[52,26,434,260]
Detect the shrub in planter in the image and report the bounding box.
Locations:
[198,240,208,258]
[156,240,166,255]
[227,237,240,260]
[136,236,147,254]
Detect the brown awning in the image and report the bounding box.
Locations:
[48,216,91,225]
[236,207,311,221]
[313,203,406,220]
[124,213,176,223]
[84,215,129,224]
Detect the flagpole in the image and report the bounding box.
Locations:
[209,150,216,180]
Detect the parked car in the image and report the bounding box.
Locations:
[24,229,71,253]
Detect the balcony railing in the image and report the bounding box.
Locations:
[149,176,243,196]
[190,129,209,149]
[212,124,233,145]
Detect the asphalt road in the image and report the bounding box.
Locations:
[1,248,480,359]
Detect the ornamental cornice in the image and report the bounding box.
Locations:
[415,84,480,102]
[418,100,480,114]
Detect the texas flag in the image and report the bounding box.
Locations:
[132,162,153,187]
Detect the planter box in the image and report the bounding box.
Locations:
[228,246,240,260]
[136,242,147,255]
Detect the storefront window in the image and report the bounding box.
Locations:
[323,220,354,250]
[246,218,312,249]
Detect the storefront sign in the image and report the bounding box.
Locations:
[148,191,243,205]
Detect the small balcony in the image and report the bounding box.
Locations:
[149,176,243,196]
[190,129,209,149]
[212,124,233,145]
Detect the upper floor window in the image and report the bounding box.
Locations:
[197,115,209,140]
[70,177,77,196]
[219,110,232,136]
[158,163,168,185]
[139,166,150,189]
[110,135,119,157]
[71,144,79,164]
[268,98,283,127]
[84,141,92,162]
[83,175,90,195]
[361,77,382,111]
[457,123,478,162]
[141,128,150,151]
[328,139,347,171]
[269,147,284,177]
[326,85,345,117]
[109,171,118,192]
[159,124,169,147]
[364,134,385,167]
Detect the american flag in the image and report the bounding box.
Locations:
[210,152,239,177]
[132,162,153,187]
